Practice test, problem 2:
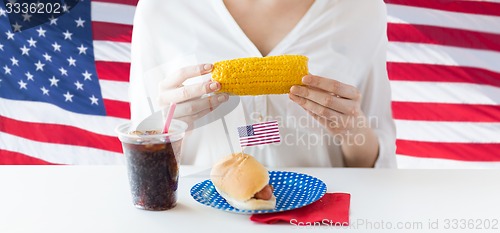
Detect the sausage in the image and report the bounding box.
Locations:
[253,184,274,200]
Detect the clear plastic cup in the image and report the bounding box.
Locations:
[115,119,187,211]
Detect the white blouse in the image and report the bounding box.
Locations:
[129,0,397,168]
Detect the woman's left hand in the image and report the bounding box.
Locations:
[289,74,380,167]
[288,74,365,136]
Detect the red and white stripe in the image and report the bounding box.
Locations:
[3,0,499,167]
[386,0,500,168]
[0,0,138,164]
[240,121,281,147]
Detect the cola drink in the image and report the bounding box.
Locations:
[116,120,187,211]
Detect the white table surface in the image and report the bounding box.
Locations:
[0,166,499,233]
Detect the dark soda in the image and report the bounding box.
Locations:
[122,139,182,211]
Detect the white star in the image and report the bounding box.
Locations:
[12,22,22,32]
[7,0,16,4]
[27,37,37,47]
[10,57,19,66]
[41,86,49,96]
[43,53,52,62]
[0,8,6,17]
[18,80,28,89]
[52,42,61,52]
[6,31,15,40]
[63,30,72,40]
[49,15,58,25]
[36,27,46,37]
[25,72,34,81]
[49,76,59,87]
[62,4,69,12]
[3,65,11,75]
[75,17,85,27]
[82,70,92,80]
[64,92,74,102]
[89,95,99,105]
[34,60,45,71]
[59,67,68,76]
[74,81,84,90]
[20,45,30,55]
[77,44,88,55]
[0,43,4,51]
[22,13,32,22]
[67,57,76,66]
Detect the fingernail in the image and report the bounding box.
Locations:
[302,75,310,84]
[290,85,299,94]
[210,82,219,91]
[204,64,213,71]
[217,95,226,102]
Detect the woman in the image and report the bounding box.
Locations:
[129,0,396,167]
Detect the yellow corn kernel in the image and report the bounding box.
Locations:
[211,55,308,96]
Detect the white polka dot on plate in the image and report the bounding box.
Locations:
[190,171,327,214]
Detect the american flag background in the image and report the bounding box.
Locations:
[0,0,499,167]
[386,0,500,168]
[0,0,134,164]
[238,120,281,147]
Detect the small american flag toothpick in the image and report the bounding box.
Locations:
[237,120,281,147]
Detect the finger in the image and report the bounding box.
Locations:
[159,81,221,104]
[301,75,361,100]
[290,85,359,115]
[177,108,212,128]
[288,93,345,122]
[306,110,331,128]
[173,93,227,118]
[177,100,230,128]
[173,93,228,118]
[160,64,213,90]
[306,110,347,134]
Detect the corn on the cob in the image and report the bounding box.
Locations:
[211,55,308,96]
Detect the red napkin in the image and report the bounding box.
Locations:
[250,193,350,225]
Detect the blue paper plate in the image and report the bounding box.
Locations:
[190,171,327,214]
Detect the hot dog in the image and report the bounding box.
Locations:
[254,184,274,200]
[210,153,276,210]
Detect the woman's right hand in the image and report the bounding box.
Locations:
[158,64,228,125]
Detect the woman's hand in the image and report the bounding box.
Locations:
[289,74,379,167]
[289,75,363,134]
[158,64,228,126]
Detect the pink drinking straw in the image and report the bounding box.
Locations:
[163,103,176,133]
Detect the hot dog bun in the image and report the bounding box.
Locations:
[210,153,276,210]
